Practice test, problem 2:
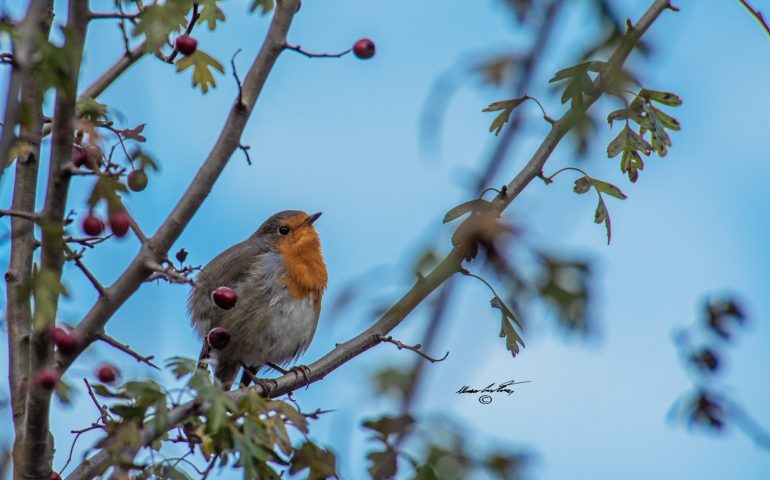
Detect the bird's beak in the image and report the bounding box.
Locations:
[304,212,322,226]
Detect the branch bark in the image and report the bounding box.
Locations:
[5,0,54,469]
[0,0,49,179]
[19,1,89,478]
[67,0,672,475]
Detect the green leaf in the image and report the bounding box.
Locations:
[639,88,682,106]
[648,104,681,131]
[363,415,414,440]
[548,61,607,83]
[289,442,338,480]
[92,384,128,398]
[560,70,593,105]
[175,49,225,94]
[442,199,493,223]
[607,125,651,158]
[198,0,225,30]
[133,0,191,51]
[620,150,644,183]
[123,380,165,407]
[412,465,441,480]
[483,97,527,135]
[590,178,627,200]
[594,199,613,244]
[573,176,592,194]
[88,175,128,209]
[54,377,73,405]
[367,447,398,480]
[76,98,108,122]
[249,0,275,14]
[27,267,69,332]
[165,356,198,379]
[490,296,524,357]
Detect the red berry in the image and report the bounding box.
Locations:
[176,35,198,56]
[207,326,231,350]
[127,169,148,192]
[82,212,105,236]
[51,473,62,480]
[109,211,130,237]
[50,325,68,344]
[353,38,375,59]
[34,368,59,390]
[96,364,118,384]
[212,286,237,310]
[72,144,86,168]
[83,144,103,169]
[54,331,79,356]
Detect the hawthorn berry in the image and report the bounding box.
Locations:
[207,326,231,350]
[212,286,237,310]
[176,35,198,56]
[127,169,148,192]
[82,212,105,236]
[96,364,118,384]
[83,144,103,169]
[72,144,87,168]
[54,330,79,355]
[34,368,59,390]
[109,211,131,237]
[353,38,375,59]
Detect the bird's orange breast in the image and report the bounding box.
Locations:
[277,226,327,301]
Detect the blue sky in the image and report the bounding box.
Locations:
[1,0,769,478]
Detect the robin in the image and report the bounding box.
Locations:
[187,210,327,390]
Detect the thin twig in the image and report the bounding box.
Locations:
[83,378,110,423]
[89,11,141,20]
[739,0,770,39]
[64,246,105,296]
[238,143,252,165]
[377,334,449,363]
[95,331,160,370]
[231,49,245,110]
[0,208,39,222]
[284,43,352,58]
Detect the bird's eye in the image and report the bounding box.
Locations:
[278,226,290,236]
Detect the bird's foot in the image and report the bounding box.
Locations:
[288,364,312,389]
[239,366,277,396]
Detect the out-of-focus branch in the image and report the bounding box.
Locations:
[0,0,49,178]
[20,1,89,478]
[475,0,563,192]
[57,0,303,385]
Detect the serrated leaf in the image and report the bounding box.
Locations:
[92,384,128,398]
[117,124,147,142]
[250,0,275,14]
[594,199,613,244]
[88,175,128,209]
[560,70,593,105]
[590,178,627,200]
[198,0,225,30]
[76,97,108,122]
[639,88,682,106]
[620,150,644,183]
[289,442,338,480]
[491,296,524,357]
[123,380,165,407]
[649,105,680,131]
[573,176,592,194]
[367,447,398,480]
[133,0,190,51]
[548,60,607,83]
[175,49,224,94]
[483,97,527,136]
[443,199,493,223]
[165,356,198,379]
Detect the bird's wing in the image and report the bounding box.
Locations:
[187,241,264,330]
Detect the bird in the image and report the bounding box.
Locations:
[187,210,327,390]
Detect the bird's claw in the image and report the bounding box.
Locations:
[288,364,312,389]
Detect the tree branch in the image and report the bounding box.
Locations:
[95,331,160,369]
[4,0,54,462]
[20,1,89,478]
[67,0,672,475]
[0,0,49,179]
[739,0,770,40]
